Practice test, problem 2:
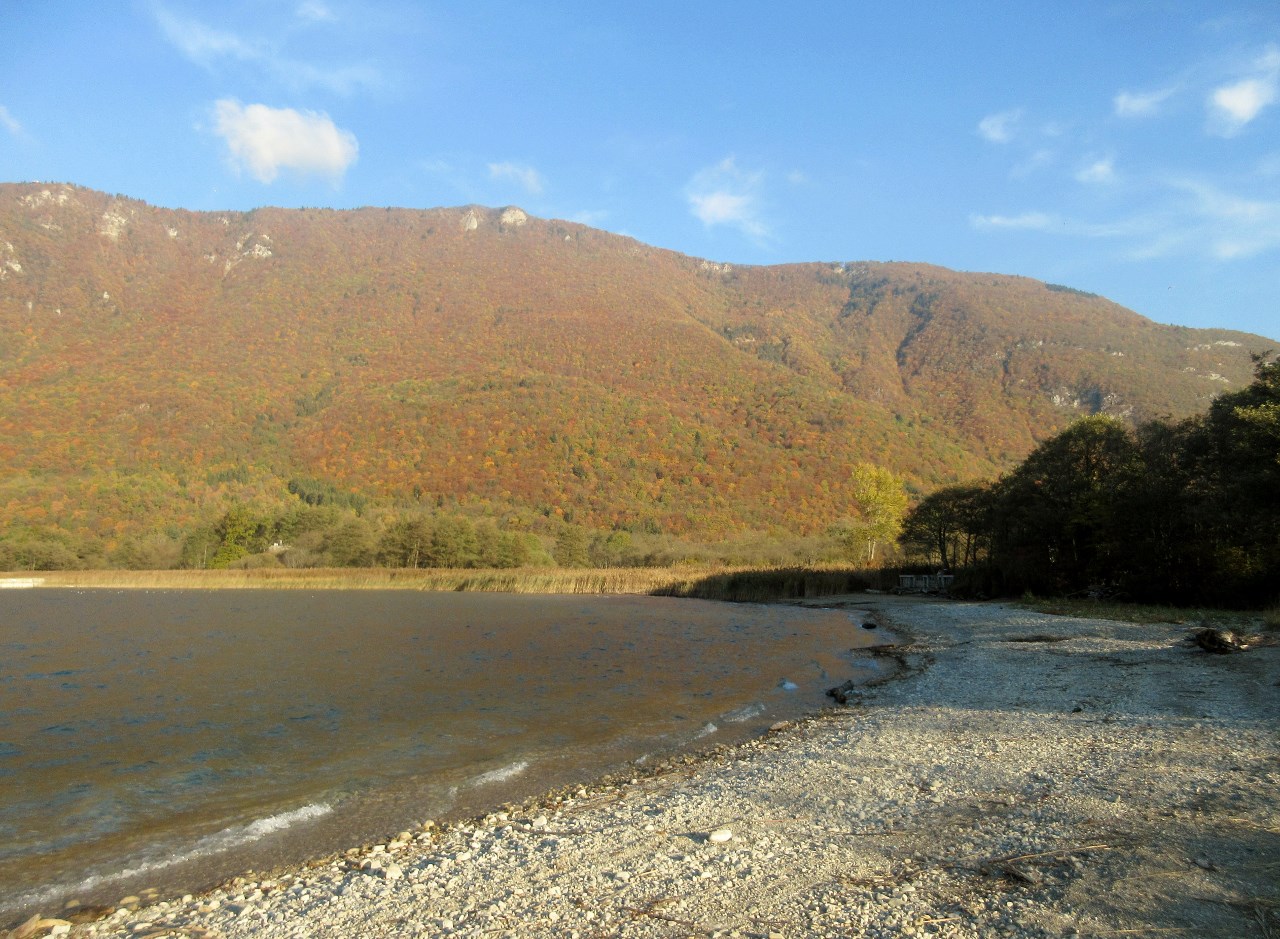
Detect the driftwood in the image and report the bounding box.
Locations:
[1191,628,1248,654]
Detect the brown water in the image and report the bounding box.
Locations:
[0,589,887,922]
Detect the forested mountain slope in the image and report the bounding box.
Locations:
[0,182,1271,559]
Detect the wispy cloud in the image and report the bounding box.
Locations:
[295,1,336,23]
[977,109,1022,144]
[153,4,379,95]
[487,162,545,196]
[1167,176,1280,259]
[685,157,769,240]
[1114,87,1176,117]
[570,209,609,226]
[970,212,1057,232]
[155,6,262,66]
[0,104,23,139]
[1207,44,1279,135]
[213,99,358,184]
[973,175,1280,262]
[1075,157,1116,185]
[1257,152,1280,177]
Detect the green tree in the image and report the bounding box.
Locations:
[989,415,1142,595]
[110,531,184,570]
[1190,355,1280,603]
[554,525,590,568]
[589,530,633,568]
[899,484,991,569]
[210,505,269,568]
[845,463,908,564]
[378,517,433,567]
[425,515,478,568]
[325,517,376,567]
[474,521,537,568]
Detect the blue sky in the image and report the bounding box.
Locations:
[2,1,1278,340]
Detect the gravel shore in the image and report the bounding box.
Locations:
[16,596,1279,939]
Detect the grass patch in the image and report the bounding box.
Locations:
[1019,597,1268,631]
[20,565,871,600]
[1263,605,1280,632]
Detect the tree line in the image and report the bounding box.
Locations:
[899,356,1279,608]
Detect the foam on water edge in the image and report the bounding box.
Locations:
[723,701,766,723]
[469,761,530,787]
[3,802,333,913]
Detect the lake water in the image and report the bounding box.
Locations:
[0,589,887,922]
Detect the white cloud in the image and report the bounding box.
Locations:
[0,104,22,138]
[488,162,545,195]
[1210,78,1277,132]
[977,109,1022,144]
[1207,45,1280,135]
[685,157,769,240]
[1076,157,1116,184]
[212,99,358,184]
[1114,88,1175,117]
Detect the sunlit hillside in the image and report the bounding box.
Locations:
[0,182,1270,563]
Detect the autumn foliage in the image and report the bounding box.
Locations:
[0,183,1271,569]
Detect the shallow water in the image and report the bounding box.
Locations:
[0,589,885,920]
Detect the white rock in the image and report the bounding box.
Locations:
[708,828,733,843]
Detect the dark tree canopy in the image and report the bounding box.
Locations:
[900,356,1279,608]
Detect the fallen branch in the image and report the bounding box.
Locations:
[943,842,1113,870]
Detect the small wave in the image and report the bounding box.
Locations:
[723,702,765,723]
[470,761,529,787]
[694,722,718,739]
[778,679,799,691]
[2,803,332,913]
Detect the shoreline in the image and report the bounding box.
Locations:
[12,595,1278,938]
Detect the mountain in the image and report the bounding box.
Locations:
[0,182,1272,557]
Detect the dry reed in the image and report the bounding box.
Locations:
[17,565,872,601]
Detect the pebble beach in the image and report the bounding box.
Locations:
[12,596,1279,939]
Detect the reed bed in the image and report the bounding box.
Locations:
[15,565,873,601]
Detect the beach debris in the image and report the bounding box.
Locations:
[768,720,792,732]
[999,863,1044,885]
[1191,627,1247,654]
[708,827,733,843]
[10,917,73,939]
[826,680,860,704]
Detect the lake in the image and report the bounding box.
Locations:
[0,589,887,922]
